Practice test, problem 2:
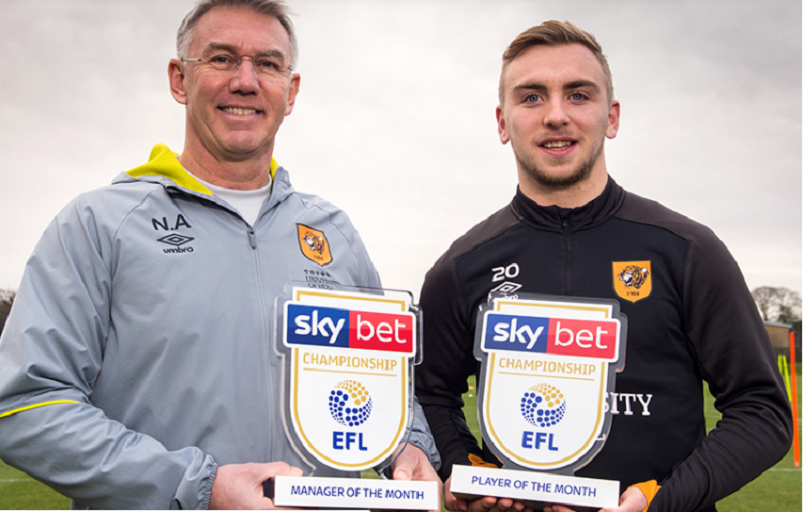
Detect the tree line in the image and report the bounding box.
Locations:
[0,289,14,336]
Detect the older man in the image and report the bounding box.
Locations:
[415,21,791,512]
[0,0,438,509]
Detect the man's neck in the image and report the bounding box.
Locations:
[178,140,275,191]
[518,166,608,209]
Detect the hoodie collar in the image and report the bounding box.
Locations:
[511,176,625,231]
[121,143,280,197]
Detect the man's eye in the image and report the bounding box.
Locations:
[570,92,587,101]
[210,54,235,66]
[254,59,278,70]
[525,94,542,103]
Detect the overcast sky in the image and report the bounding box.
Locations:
[0,0,801,300]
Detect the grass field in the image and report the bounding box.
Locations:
[1,371,801,510]
[460,373,802,512]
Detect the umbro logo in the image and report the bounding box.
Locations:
[157,234,195,254]
[157,234,194,246]
[491,281,522,294]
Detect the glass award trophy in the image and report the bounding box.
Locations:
[270,283,439,510]
[449,292,627,509]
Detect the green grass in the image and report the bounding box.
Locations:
[0,462,69,509]
[461,372,802,511]
[1,370,801,510]
[704,389,802,512]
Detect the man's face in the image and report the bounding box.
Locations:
[169,7,300,163]
[496,43,619,190]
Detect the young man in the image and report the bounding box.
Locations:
[0,1,439,508]
[415,21,792,512]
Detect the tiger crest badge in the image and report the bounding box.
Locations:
[612,261,652,303]
[297,224,332,266]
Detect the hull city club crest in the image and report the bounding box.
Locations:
[474,293,627,473]
[297,224,332,266]
[275,285,420,472]
[612,260,652,303]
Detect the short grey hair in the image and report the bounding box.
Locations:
[177,0,298,67]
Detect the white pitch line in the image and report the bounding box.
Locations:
[0,478,34,482]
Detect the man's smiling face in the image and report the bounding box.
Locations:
[172,6,299,163]
[497,43,619,191]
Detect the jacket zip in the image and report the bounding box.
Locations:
[562,217,573,295]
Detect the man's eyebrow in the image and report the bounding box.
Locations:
[512,82,548,94]
[512,80,602,94]
[564,80,601,93]
[204,42,238,54]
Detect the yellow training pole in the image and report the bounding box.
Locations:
[789,331,800,468]
[779,355,792,401]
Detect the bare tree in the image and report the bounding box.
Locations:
[751,286,802,323]
[0,289,15,336]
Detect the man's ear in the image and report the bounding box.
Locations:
[496,105,510,145]
[284,73,301,116]
[168,59,188,105]
[606,100,620,139]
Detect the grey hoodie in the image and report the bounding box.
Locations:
[0,144,439,509]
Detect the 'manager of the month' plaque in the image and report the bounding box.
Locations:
[450,293,627,510]
[271,284,439,510]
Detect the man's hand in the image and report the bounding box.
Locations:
[443,475,533,512]
[389,444,442,512]
[209,461,303,510]
[542,485,647,512]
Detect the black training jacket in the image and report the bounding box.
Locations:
[416,177,792,512]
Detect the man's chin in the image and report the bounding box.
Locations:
[215,139,274,161]
[526,166,592,190]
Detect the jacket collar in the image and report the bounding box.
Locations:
[511,176,625,231]
[113,143,292,207]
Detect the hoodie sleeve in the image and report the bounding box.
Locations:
[0,194,216,509]
[646,217,792,511]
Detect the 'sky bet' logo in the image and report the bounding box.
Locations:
[483,314,618,361]
[286,304,414,355]
[476,296,626,472]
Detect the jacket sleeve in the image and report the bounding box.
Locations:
[650,227,793,511]
[0,197,216,509]
[415,256,487,481]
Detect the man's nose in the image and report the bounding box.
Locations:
[229,57,260,93]
[543,98,570,127]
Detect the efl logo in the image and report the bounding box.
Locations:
[330,380,373,427]
[482,313,618,361]
[285,303,415,355]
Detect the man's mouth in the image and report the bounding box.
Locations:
[220,107,260,115]
[541,140,575,149]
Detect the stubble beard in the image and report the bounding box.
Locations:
[517,138,605,191]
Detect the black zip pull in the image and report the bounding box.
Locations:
[248,227,257,249]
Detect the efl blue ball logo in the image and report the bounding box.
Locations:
[329,380,373,427]
[521,383,566,427]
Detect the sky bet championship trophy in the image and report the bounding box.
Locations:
[449,293,628,509]
[269,283,439,510]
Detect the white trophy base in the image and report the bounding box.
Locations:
[271,475,439,510]
[450,465,619,509]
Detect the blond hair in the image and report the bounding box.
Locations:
[499,21,613,105]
